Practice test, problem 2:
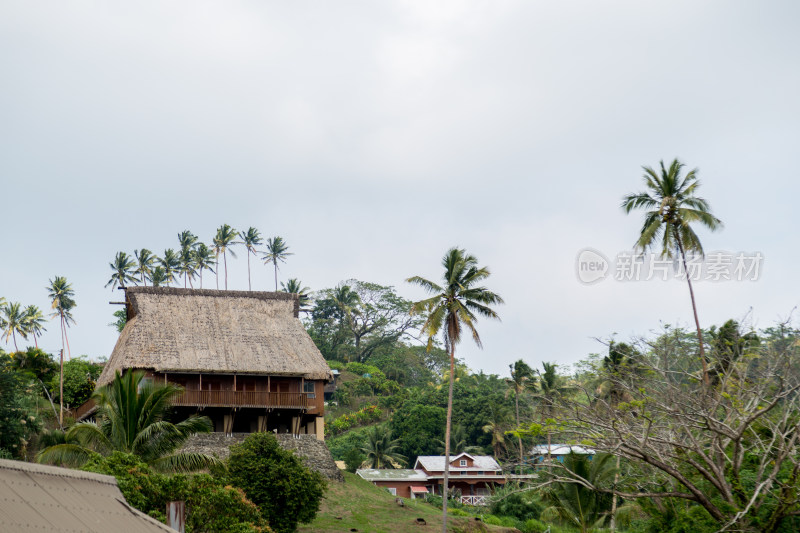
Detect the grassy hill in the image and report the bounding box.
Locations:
[299,472,514,533]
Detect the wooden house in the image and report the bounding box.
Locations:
[357,453,507,506]
[78,287,333,439]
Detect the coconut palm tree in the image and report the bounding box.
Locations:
[280,278,312,313]
[2,301,28,352]
[106,252,138,290]
[150,266,168,287]
[407,247,503,532]
[214,224,238,290]
[193,243,216,289]
[622,159,722,385]
[23,305,47,349]
[536,362,572,467]
[239,227,263,291]
[179,246,197,288]
[178,230,198,251]
[541,452,618,533]
[262,236,292,291]
[37,370,219,472]
[133,248,157,286]
[47,276,76,427]
[437,424,483,455]
[160,249,180,286]
[507,359,534,470]
[360,425,406,469]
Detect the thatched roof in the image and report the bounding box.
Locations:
[97,287,332,387]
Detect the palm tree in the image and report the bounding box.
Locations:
[193,243,216,289]
[106,252,138,290]
[239,227,263,291]
[47,276,76,427]
[541,452,618,533]
[2,301,28,352]
[150,266,168,287]
[37,370,219,472]
[360,425,406,469]
[437,425,482,455]
[179,246,197,288]
[536,362,572,467]
[407,247,503,532]
[214,224,238,290]
[507,359,534,470]
[133,248,157,286]
[23,305,47,349]
[280,278,312,313]
[160,249,180,286]
[178,231,199,288]
[622,159,722,385]
[262,236,292,291]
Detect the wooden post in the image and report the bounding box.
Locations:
[166,501,185,532]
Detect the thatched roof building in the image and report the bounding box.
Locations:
[97,287,332,388]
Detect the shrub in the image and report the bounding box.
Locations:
[521,518,549,533]
[228,432,326,533]
[83,452,270,533]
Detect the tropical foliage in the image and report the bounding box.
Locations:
[37,370,217,472]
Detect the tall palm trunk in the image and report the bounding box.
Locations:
[59,311,66,427]
[273,263,278,291]
[11,330,19,352]
[215,254,220,289]
[224,251,229,289]
[675,234,710,386]
[441,343,455,533]
[247,252,252,291]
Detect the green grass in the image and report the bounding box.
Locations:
[298,472,508,533]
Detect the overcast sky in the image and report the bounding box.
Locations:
[2,1,798,376]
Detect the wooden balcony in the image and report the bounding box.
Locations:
[171,390,310,410]
[76,391,311,421]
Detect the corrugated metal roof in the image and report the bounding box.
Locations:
[530,444,595,455]
[356,469,429,481]
[414,453,501,472]
[0,458,174,532]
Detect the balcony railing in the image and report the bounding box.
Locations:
[76,391,311,421]
[171,390,309,409]
[460,495,488,506]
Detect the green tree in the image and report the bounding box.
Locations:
[50,356,102,408]
[150,266,168,287]
[407,247,503,532]
[436,424,482,455]
[37,370,217,472]
[239,227,263,291]
[110,308,127,333]
[193,243,216,289]
[213,224,238,290]
[106,251,138,290]
[178,231,199,288]
[507,359,534,468]
[47,275,76,426]
[262,236,292,291]
[0,357,42,458]
[360,425,407,468]
[541,452,617,533]
[179,246,197,288]
[228,432,326,533]
[622,159,723,385]
[133,248,158,286]
[23,304,47,349]
[536,362,570,465]
[389,403,446,462]
[160,249,180,286]
[2,301,28,352]
[280,278,311,313]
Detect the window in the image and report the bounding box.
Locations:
[386,487,397,496]
[304,381,316,399]
[459,459,467,467]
